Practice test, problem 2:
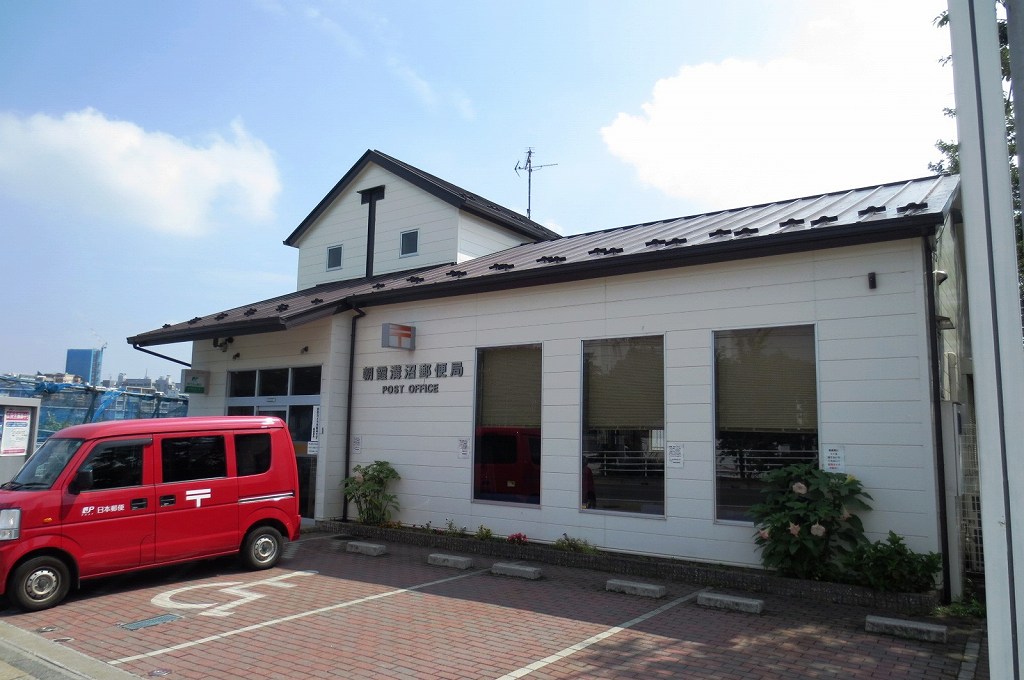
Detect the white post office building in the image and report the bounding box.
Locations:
[129,150,976,593]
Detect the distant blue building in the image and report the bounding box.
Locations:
[65,348,103,385]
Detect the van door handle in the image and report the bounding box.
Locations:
[160,494,176,507]
[131,498,148,510]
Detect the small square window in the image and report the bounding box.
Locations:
[400,230,418,257]
[327,245,343,270]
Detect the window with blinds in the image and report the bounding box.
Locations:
[582,336,665,515]
[474,345,542,504]
[714,325,819,522]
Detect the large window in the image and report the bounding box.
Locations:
[582,336,664,515]
[714,325,818,522]
[474,345,541,504]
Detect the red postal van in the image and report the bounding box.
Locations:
[473,426,541,504]
[0,416,301,611]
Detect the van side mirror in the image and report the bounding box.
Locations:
[70,469,94,494]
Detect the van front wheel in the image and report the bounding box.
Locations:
[241,526,283,570]
[10,556,70,611]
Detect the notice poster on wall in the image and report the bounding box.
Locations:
[0,407,32,456]
[667,443,684,468]
[457,438,469,459]
[823,445,846,473]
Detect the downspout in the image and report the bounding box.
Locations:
[342,306,366,522]
[923,237,953,603]
[132,344,191,368]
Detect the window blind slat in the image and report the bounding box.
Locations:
[477,345,541,427]
[584,336,664,429]
[715,326,817,432]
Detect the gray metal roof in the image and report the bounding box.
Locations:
[283,150,561,246]
[129,174,959,348]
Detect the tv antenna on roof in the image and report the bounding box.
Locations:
[514,148,557,220]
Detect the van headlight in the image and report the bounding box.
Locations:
[0,509,21,540]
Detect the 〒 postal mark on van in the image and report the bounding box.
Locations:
[0,416,301,611]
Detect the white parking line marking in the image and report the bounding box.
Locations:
[493,588,708,680]
[108,569,488,666]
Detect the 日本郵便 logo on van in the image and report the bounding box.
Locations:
[185,488,212,507]
[80,504,127,516]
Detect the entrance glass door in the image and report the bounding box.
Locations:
[226,366,323,521]
[257,407,317,519]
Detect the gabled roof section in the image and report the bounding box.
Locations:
[130,174,959,348]
[284,149,561,247]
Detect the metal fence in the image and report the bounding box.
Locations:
[0,376,189,446]
[960,421,985,578]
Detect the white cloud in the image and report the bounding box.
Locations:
[0,109,280,235]
[303,5,364,59]
[288,3,474,121]
[602,2,956,210]
[387,57,439,110]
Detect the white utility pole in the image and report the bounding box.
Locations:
[947,1,1024,677]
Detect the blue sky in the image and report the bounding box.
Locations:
[0,0,954,381]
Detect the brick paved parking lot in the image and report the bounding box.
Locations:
[0,532,986,679]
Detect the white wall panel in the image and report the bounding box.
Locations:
[327,237,943,564]
[457,212,529,261]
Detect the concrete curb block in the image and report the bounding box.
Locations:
[346,541,387,556]
[697,591,765,614]
[605,579,666,598]
[428,553,474,569]
[491,562,542,580]
[865,615,948,643]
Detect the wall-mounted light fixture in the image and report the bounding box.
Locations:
[213,337,235,352]
[936,315,956,331]
[232,352,241,360]
[300,346,309,354]
[868,272,877,289]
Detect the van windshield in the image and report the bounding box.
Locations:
[3,438,84,490]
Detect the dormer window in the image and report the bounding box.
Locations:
[327,245,343,271]
[400,230,419,257]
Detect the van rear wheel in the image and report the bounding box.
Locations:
[10,556,70,611]
[241,526,283,570]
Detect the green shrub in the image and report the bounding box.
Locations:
[934,596,986,619]
[444,518,468,537]
[341,461,401,525]
[553,534,599,554]
[749,463,872,581]
[474,525,494,541]
[843,531,941,593]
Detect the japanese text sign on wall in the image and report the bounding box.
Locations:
[0,407,32,456]
[362,361,464,395]
[382,323,415,350]
[181,370,210,395]
[823,445,846,473]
